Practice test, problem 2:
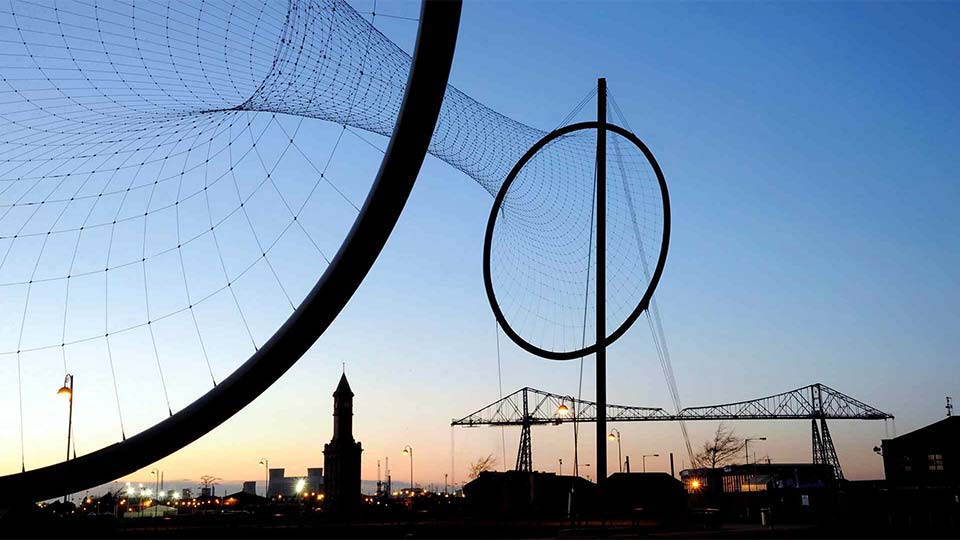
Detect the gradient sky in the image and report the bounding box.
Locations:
[3,0,959,496]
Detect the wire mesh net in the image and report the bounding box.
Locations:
[488,126,666,356]
[0,0,663,473]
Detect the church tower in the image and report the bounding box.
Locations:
[323,373,362,515]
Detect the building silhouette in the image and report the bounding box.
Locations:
[323,373,363,515]
[266,467,323,498]
[881,416,957,486]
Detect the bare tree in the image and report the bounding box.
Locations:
[199,475,222,496]
[692,423,743,469]
[468,455,498,480]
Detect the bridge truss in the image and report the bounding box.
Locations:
[451,383,893,479]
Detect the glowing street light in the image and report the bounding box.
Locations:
[294,478,306,495]
[402,445,414,491]
[556,396,579,477]
[56,374,76,503]
[608,429,623,473]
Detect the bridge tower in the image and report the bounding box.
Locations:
[810,384,844,479]
[516,388,533,472]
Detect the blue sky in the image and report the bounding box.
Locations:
[1,0,958,493]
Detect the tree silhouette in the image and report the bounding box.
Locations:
[468,455,498,480]
[198,475,222,496]
[692,423,744,469]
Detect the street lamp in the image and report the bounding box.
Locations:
[56,374,74,463]
[559,458,563,476]
[608,429,623,473]
[402,445,414,492]
[259,458,269,497]
[642,453,659,473]
[744,437,767,466]
[57,374,74,503]
[140,488,151,517]
[556,396,579,477]
[151,469,160,504]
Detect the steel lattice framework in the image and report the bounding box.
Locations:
[451,387,673,427]
[452,383,893,479]
[675,383,891,421]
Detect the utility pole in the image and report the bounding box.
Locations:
[595,76,607,488]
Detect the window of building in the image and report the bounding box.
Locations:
[722,474,740,493]
[928,454,944,471]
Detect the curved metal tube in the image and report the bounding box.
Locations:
[0,0,462,505]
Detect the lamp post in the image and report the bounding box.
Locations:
[57,374,74,503]
[642,453,659,473]
[259,458,269,497]
[140,486,151,518]
[150,468,162,507]
[744,437,766,466]
[608,429,623,473]
[125,484,135,511]
[556,396,578,477]
[559,458,563,476]
[744,437,766,496]
[402,445,414,492]
[57,374,74,462]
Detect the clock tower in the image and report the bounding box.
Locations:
[323,373,362,515]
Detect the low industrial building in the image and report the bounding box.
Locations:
[604,472,685,521]
[223,490,268,510]
[681,463,837,522]
[880,416,957,486]
[463,471,596,518]
[868,416,960,531]
[266,467,323,498]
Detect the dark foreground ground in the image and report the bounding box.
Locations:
[1,514,957,539]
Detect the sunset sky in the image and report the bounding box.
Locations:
[2,0,958,496]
